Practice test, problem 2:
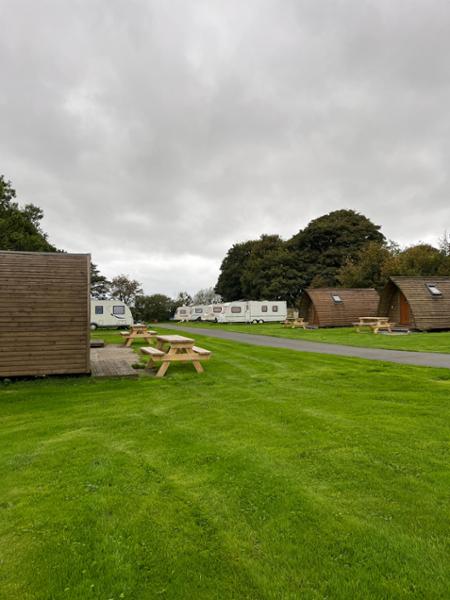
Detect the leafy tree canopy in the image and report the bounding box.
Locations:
[192,287,222,305]
[215,240,257,301]
[110,274,143,306]
[90,263,111,299]
[288,209,385,288]
[134,294,174,322]
[0,175,56,252]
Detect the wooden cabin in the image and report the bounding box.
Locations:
[378,276,450,331]
[299,288,380,327]
[0,251,91,377]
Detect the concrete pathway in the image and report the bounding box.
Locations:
[170,325,450,369]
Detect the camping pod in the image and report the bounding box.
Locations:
[299,288,379,327]
[0,251,91,377]
[378,276,450,331]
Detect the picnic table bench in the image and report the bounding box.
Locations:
[121,324,157,347]
[141,335,211,377]
[283,317,308,329]
[353,316,394,334]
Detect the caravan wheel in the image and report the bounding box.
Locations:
[259,320,264,324]
[90,323,98,331]
[252,319,258,324]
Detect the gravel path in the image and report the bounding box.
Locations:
[170,325,450,369]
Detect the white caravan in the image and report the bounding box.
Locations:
[90,300,134,330]
[201,304,225,322]
[188,305,208,321]
[216,301,287,324]
[174,306,192,321]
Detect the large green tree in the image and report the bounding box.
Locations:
[90,263,111,299]
[134,294,174,322]
[110,274,143,306]
[288,209,385,288]
[384,244,450,278]
[0,175,56,251]
[240,234,302,303]
[337,241,399,289]
[215,240,257,301]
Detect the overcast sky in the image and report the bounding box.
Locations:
[1,0,449,296]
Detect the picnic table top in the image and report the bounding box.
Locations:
[358,316,389,321]
[156,334,195,344]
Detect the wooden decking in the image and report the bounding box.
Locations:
[90,344,138,378]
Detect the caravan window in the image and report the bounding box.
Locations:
[195,308,203,313]
[272,306,278,312]
[213,306,222,313]
[231,306,242,313]
[262,306,268,312]
[426,283,442,297]
[331,294,343,304]
[113,305,125,315]
[179,309,187,315]
[95,306,104,315]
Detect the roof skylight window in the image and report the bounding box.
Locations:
[331,294,343,303]
[426,283,442,297]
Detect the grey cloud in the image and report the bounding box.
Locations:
[1,0,449,294]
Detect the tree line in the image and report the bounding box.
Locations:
[0,175,220,320]
[215,209,450,303]
[2,174,449,316]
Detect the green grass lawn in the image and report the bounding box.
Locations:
[171,321,450,353]
[1,329,450,599]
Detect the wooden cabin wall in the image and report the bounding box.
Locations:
[0,252,90,377]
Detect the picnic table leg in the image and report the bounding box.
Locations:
[125,335,134,347]
[192,360,204,373]
[155,362,170,377]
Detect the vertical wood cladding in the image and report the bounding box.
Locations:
[299,288,380,327]
[0,251,90,376]
[379,277,450,331]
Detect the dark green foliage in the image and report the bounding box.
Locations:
[216,210,385,302]
[240,234,303,303]
[134,294,174,322]
[385,243,450,277]
[90,263,111,299]
[339,241,450,289]
[215,240,257,300]
[110,274,143,305]
[337,241,398,289]
[288,209,385,288]
[0,175,56,252]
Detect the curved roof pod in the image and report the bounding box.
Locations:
[299,288,379,327]
[378,276,450,331]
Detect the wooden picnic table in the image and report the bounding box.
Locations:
[283,317,308,329]
[141,334,211,377]
[120,325,157,347]
[354,316,393,334]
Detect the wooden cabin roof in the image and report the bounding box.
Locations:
[380,276,450,330]
[302,288,379,327]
